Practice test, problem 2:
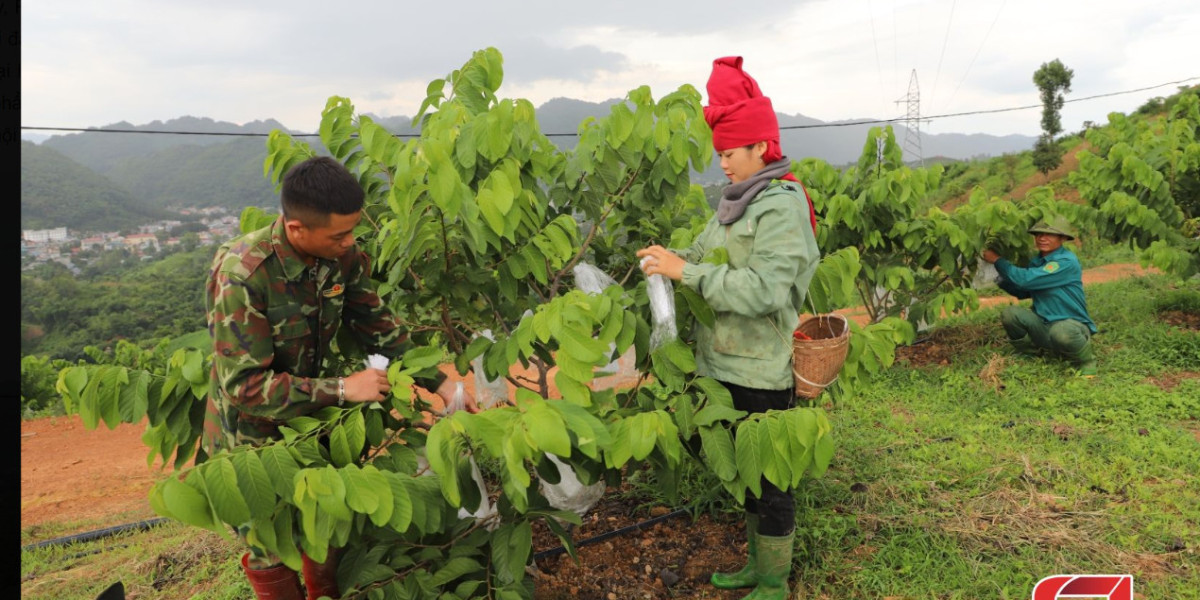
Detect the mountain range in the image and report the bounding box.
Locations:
[21,101,1036,232]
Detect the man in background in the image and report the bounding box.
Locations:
[982,218,1098,377]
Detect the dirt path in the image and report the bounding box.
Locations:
[19,263,1155,537]
[834,261,1156,327]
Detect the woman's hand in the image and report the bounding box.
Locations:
[636,245,686,281]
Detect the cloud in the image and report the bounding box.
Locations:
[21,0,1200,137]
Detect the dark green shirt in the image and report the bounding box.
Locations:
[994,246,1097,333]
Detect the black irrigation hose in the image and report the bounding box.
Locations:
[21,508,691,560]
[21,517,171,552]
[532,507,690,561]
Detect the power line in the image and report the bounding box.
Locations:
[930,0,957,109]
[22,76,1199,138]
[867,0,885,110]
[943,0,1005,112]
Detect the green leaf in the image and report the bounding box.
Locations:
[160,477,217,530]
[200,458,251,527]
[432,164,464,220]
[260,444,300,499]
[628,413,658,461]
[491,522,533,585]
[487,169,515,215]
[329,424,354,468]
[231,450,277,522]
[693,404,747,427]
[478,187,506,236]
[272,508,303,571]
[98,367,126,429]
[699,425,738,482]
[425,420,462,507]
[118,369,150,423]
[299,466,352,523]
[692,377,734,408]
[557,325,607,364]
[657,340,696,374]
[734,419,764,497]
[678,286,716,328]
[384,471,414,532]
[554,371,592,406]
[523,401,571,456]
[402,345,444,371]
[552,401,612,460]
[761,416,792,490]
[431,557,484,587]
[339,464,380,516]
[360,464,394,526]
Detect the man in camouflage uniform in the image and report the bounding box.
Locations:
[205,156,476,598]
[982,218,1098,377]
[205,155,475,452]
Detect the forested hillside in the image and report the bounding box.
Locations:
[41,116,290,173]
[21,246,214,360]
[105,138,280,211]
[20,141,172,231]
[27,105,1038,223]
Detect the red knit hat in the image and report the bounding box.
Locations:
[704,56,782,161]
[704,56,817,232]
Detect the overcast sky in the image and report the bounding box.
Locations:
[22,0,1200,138]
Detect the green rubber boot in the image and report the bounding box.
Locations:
[1072,340,1098,378]
[739,530,794,600]
[1008,335,1041,357]
[711,513,759,589]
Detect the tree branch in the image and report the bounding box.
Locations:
[548,166,641,297]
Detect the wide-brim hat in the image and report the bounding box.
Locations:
[1027,220,1075,241]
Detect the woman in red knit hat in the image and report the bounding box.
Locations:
[637,56,819,600]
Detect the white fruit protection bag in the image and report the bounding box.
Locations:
[639,256,677,351]
[443,382,498,528]
[572,263,637,389]
[470,329,510,409]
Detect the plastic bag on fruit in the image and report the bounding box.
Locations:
[538,454,605,522]
[443,382,498,528]
[470,329,510,409]
[640,256,677,351]
[972,257,1000,289]
[573,263,638,389]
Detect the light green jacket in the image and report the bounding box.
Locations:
[677,181,820,390]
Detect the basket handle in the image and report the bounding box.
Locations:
[794,370,839,389]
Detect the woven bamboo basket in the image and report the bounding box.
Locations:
[792,313,851,399]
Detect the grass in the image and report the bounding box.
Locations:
[786,273,1200,599]
[20,274,1199,600]
[21,515,250,599]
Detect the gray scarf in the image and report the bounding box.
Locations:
[716,158,794,225]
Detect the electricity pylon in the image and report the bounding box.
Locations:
[894,69,923,167]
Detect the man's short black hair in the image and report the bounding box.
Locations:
[280,156,365,227]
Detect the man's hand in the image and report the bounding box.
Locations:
[636,245,686,281]
[436,378,480,413]
[981,249,1001,264]
[343,368,391,402]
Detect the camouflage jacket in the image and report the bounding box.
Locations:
[204,216,429,451]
